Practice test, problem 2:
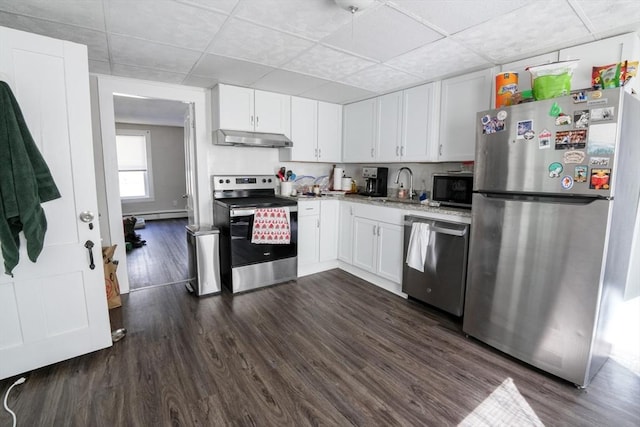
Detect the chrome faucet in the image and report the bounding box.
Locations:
[395,167,414,199]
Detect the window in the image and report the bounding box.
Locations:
[116,129,154,201]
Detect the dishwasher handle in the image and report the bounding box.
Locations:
[404,217,468,237]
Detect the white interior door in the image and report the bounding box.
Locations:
[184,102,196,225]
[0,26,111,380]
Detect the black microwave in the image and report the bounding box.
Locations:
[431,174,473,209]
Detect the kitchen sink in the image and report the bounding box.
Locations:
[369,197,423,206]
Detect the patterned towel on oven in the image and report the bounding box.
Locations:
[251,207,291,244]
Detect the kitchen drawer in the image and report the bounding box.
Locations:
[298,200,320,216]
[352,203,403,225]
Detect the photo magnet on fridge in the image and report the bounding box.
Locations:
[590,168,611,190]
[574,166,588,183]
[516,120,533,139]
[555,129,587,150]
[538,129,552,149]
[587,123,617,155]
[590,106,615,122]
[574,110,589,128]
[548,162,563,178]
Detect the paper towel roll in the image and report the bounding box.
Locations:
[333,168,344,189]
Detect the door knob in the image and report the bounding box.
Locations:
[79,211,95,222]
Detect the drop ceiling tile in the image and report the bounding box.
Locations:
[340,64,423,93]
[109,35,201,74]
[252,69,330,95]
[89,60,111,75]
[209,18,315,66]
[0,0,105,30]
[110,63,188,85]
[0,12,109,61]
[392,0,529,35]
[386,38,491,81]
[282,45,376,81]
[299,81,376,104]
[191,53,274,86]
[574,0,640,34]
[107,0,227,51]
[234,0,352,41]
[182,74,219,88]
[174,0,240,14]
[322,5,443,62]
[452,0,591,63]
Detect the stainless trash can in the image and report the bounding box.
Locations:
[185,225,221,296]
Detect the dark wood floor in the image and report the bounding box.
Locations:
[126,218,188,290]
[1,269,639,426]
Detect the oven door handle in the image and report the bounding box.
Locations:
[230,206,298,217]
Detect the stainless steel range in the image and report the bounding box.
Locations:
[212,175,298,294]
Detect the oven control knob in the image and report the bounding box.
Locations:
[267,178,272,183]
[225,179,230,183]
[218,179,223,184]
[262,178,266,183]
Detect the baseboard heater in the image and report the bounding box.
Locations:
[123,210,188,222]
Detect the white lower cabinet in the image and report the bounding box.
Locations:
[352,217,403,284]
[338,202,354,263]
[342,204,404,296]
[298,200,339,277]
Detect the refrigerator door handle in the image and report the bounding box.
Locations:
[479,192,609,205]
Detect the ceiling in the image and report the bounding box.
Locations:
[1,0,640,104]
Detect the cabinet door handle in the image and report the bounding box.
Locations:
[396,146,399,156]
[314,148,318,157]
[256,116,259,127]
[84,240,96,270]
[370,148,374,158]
[400,146,404,156]
[251,115,254,125]
[318,148,321,158]
[377,225,380,236]
[439,144,443,156]
[317,219,320,228]
[372,226,376,236]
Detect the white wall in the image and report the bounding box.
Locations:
[117,123,186,217]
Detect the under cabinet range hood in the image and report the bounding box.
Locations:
[213,129,293,148]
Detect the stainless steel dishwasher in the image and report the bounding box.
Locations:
[402,215,470,316]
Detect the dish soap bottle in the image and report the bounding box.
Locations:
[398,183,407,199]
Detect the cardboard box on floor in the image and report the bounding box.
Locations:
[102,245,121,309]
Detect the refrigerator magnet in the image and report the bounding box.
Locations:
[563,150,586,164]
[538,129,552,149]
[590,106,615,122]
[555,114,572,126]
[497,110,508,120]
[572,91,587,103]
[516,120,533,139]
[561,175,574,190]
[589,157,610,166]
[587,123,617,155]
[555,129,587,150]
[590,168,611,190]
[574,166,588,183]
[549,162,563,178]
[574,110,589,128]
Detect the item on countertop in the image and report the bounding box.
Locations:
[313,184,321,195]
[398,183,407,199]
[350,179,358,193]
[286,170,293,181]
[495,72,518,107]
[527,60,578,100]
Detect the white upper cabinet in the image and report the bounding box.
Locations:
[289,96,318,162]
[376,91,403,162]
[342,97,377,162]
[438,68,493,162]
[402,82,439,161]
[317,101,342,162]
[212,84,291,135]
[285,97,342,162]
[559,32,640,93]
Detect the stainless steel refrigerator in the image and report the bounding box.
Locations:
[463,87,640,387]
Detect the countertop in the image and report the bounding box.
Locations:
[287,194,472,224]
